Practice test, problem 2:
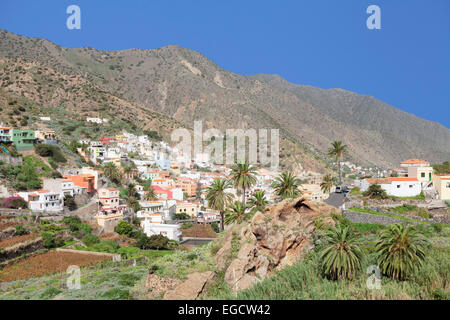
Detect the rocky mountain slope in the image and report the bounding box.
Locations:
[139,197,338,299]
[1,29,449,168]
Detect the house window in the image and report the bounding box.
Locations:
[409,185,413,188]
[446,183,450,188]
[421,173,425,178]
[397,185,401,188]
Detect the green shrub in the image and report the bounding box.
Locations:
[40,232,64,248]
[114,220,133,236]
[14,225,28,235]
[136,234,169,250]
[101,288,130,300]
[431,224,443,233]
[211,222,220,233]
[64,195,77,211]
[35,144,67,163]
[40,287,62,300]
[63,216,82,225]
[181,222,193,229]
[82,234,100,247]
[91,240,120,253]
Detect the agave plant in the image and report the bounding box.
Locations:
[318,225,364,280]
[376,223,428,281]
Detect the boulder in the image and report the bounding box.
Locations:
[145,274,182,299]
[217,197,338,292]
[164,271,215,300]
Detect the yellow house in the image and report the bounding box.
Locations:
[170,161,181,175]
[432,174,450,200]
[407,166,433,182]
[176,201,198,218]
[300,184,328,201]
[152,178,174,189]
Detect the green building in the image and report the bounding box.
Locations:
[11,129,36,151]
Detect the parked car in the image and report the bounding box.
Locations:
[335,186,343,193]
[343,186,350,194]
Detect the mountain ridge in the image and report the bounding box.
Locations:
[1,28,448,169]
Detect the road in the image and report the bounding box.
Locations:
[325,192,346,209]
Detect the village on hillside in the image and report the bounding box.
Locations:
[0,118,449,300]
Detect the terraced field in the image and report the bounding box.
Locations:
[0,234,38,249]
[0,251,112,282]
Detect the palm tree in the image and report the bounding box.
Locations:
[126,183,138,199]
[206,179,234,231]
[224,201,248,225]
[248,190,269,213]
[103,162,123,185]
[144,187,157,201]
[376,223,428,281]
[229,161,258,205]
[363,184,388,199]
[271,171,302,200]
[328,141,347,185]
[320,174,333,195]
[319,225,364,280]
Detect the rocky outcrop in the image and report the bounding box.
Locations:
[216,197,338,292]
[145,274,183,299]
[164,271,215,300]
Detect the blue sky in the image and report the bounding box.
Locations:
[1,0,449,128]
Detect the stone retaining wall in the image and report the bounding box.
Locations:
[0,237,44,263]
[55,248,121,262]
[343,210,413,225]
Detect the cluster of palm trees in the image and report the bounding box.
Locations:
[206,162,305,231]
[319,223,428,281]
[206,162,264,231]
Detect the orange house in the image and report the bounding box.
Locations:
[63,174,96,194]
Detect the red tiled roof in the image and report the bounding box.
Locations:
[365,178,390,184]
[400,159,429,165]
[388,177,419,182]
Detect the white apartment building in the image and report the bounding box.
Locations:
[98,187,121,210]
[17,190,64,212]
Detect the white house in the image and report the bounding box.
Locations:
[170,187,184,201]
[43,178,84,197]
[384,178,421,197]
[356,177,421,197]
[142,220,181,241]
[17,190,64,212]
